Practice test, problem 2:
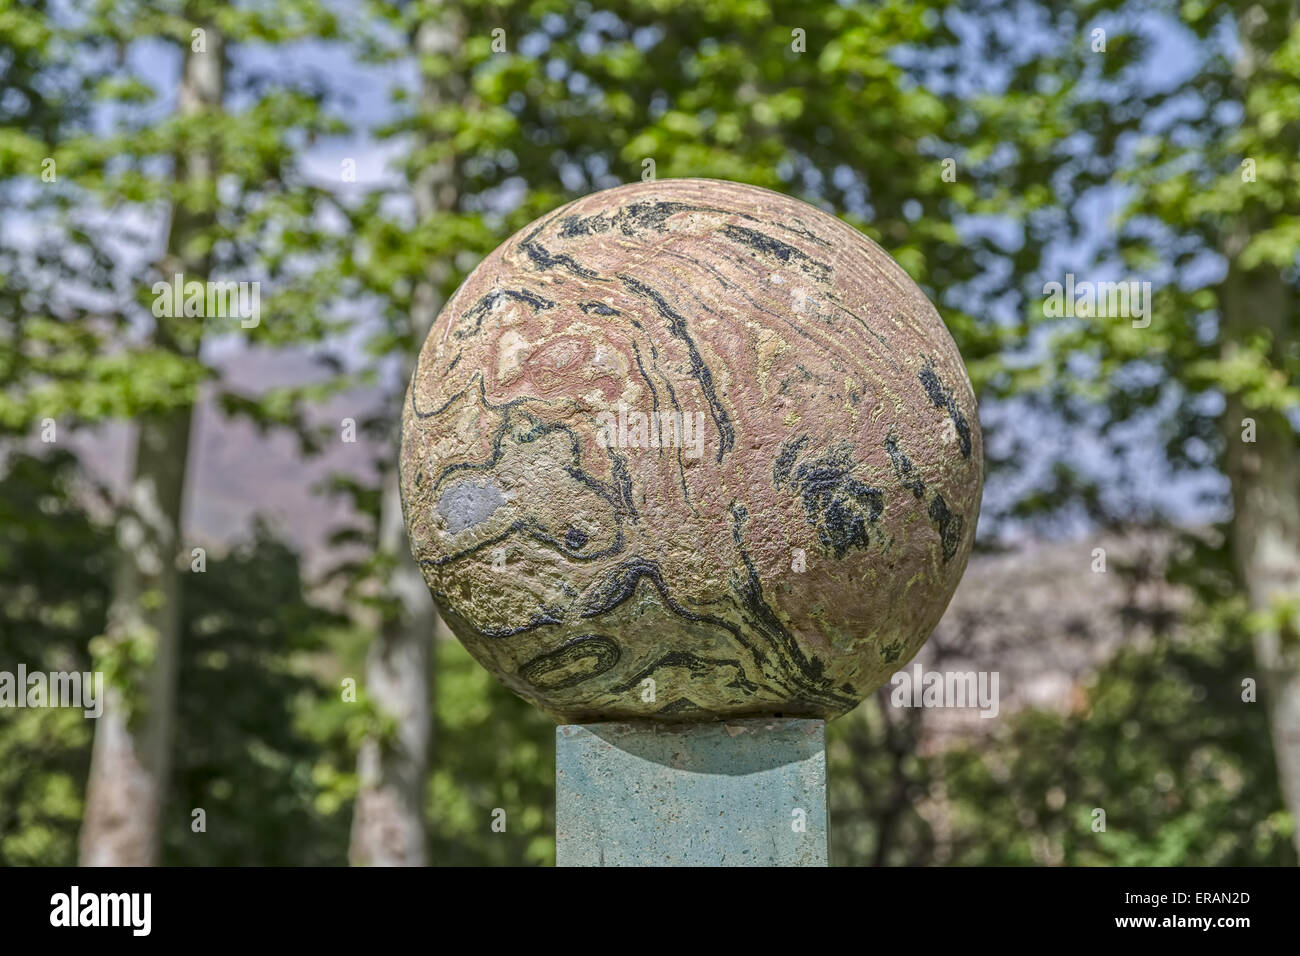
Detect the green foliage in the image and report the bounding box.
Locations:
[0,450,359,865]
[829,545,1297,866]
[828,694,935,866]
[0,0,356,446]
[164,524,352,866]
[0,450,107,866]
[429,640,555,866]
[0,448,557,866]
[940,622,1294,866]
[965,1,1299,516]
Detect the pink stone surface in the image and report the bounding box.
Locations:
[401,178,983,722]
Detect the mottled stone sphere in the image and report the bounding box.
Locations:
[400,179,982,723]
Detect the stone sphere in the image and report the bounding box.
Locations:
[400,179,982,723]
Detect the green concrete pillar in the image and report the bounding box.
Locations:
[556,719,828,866]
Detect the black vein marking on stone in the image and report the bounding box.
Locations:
[780,215,834,247]
[825,295,892,349]
[419,513,624,570]
[927,493,963,563]
[409,360,475,419]
[522,239,600,278]
[579,554,842,709]
[581,301,619,316]
[607,651,759,695]
[430,595,567,644]
[885,432,926,499]
[918,362,972,459]
[519,635,620,691]
[559,201,701,238]
[476,606,566,640]
[617,273,735,462]
[518,215,603,279]
[410,363,556,421]
[727,503,858,710]
[720,224,831,280]
[566,450,638,525]
[630,342,660,419]
[564,526,589,550]
[657,373,693,507]
[773,435,809,486]
[446,351,462,372]
[581,557,687,619]
[454,287,557,340]
[773,438,883,559]
[629,341,669,467]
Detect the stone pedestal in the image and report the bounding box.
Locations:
[555,718,828,867]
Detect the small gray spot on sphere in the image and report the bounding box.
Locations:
[438,478,506,533]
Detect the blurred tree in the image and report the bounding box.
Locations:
[0,0,94,349]
[78,7,227,869]
[341,2,466,869]
[0,451,109,866]
[0,0,351,863]
[828,692,935,866]
[940,615,1294,865]
[428,640,555,865]
[829,539,1297,866]
[0,448,356,866]
[165,523,352,865]
[959,0,1300,852]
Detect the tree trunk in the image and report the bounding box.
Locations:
[347,476,438,867]
[1221,264,1300,859]
[79,26,224,866]
[1220,8,1300,860]
[348,10,463,867]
